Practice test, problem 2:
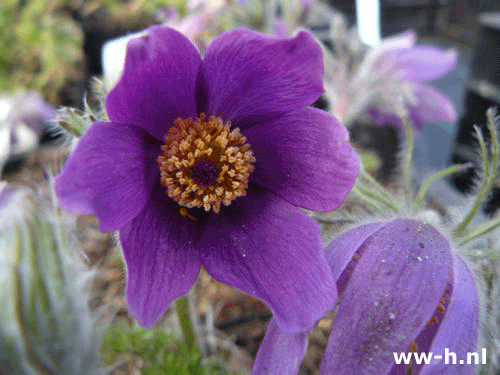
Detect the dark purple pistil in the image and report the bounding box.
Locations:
[190,160,218,187]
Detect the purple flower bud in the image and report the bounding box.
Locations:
[255,219,479,375]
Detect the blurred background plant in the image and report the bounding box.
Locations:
[64,0,186,23]
[0,181,102,375]
[0,0,84,104]
[100,320,239,375]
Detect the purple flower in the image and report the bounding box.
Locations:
[1,92,56,167]
[55,26,359,331]
[254,219,479,374]
[272,18,287,37]
[329,30,457,130]
[363,30,458,130]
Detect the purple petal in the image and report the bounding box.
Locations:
[9,92,56,134]
[253,319,308,375]
[368,82,456,130]
[299,0,313,12]
[324,222,385,290]
[120,190,201,328]
[358,30,416,76]
[200,189,336,332]
[417,255,479,375]
[272,18,287,37]
[244,107,359,212]
[368,108,404,129]
[368,107,425,131]
[395,47,457,82]
[412,82,457,124]
[320,219,453,375]
[55,122,158,232]
[199,29,324,127]
[107,26,201,140]
[379,30,417,52]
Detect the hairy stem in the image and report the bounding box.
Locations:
[175,296,199,352]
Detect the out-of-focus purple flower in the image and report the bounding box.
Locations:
[157,6,207,48]
[254,219,479,374]
[6,92,55,135]
[155,6,180,23]
[363,31,457,130]
[55,26,359,331]
[269,0,316,37]
[299,0,313,17]
[272,18,287,37]
[300,0,313,8]
[0,92,55,168]
[327,29,457,130]
[188,0,247,12]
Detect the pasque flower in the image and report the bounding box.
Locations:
[327,29,457,130]
[0,91,55,170]
[0,183,101,375]
[55,26,359,331]
[254,219,479,374]
[362,30,457,130]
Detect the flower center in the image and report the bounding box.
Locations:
[158,113,256,214]
[190,159,218,187]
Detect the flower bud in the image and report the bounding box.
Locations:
[0,185,100,375]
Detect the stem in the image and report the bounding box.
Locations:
[457,217,500,247]
[314,216,355,225]
[454,126,492,234]
[354,187,385,214]
[463,246,500,260]
[357,185,400,213]
[485,108,499,197]
[360,169,391,196]
[175,296,199,352]
[402,115,414,209]
[415,163,473,209]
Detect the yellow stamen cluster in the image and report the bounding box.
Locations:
[158,113,256,214]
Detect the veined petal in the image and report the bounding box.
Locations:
[325,222,386,291]
[253,319,308,375]
[198,29,324,128]
[200,189,336,332]
[245,107,359,212]
[120,189,201,328]
[417,255,479,375]
[412,82,457,124]
[368,82,456,130]
[357,30,417,79]
[107,26,201,140]
[395,47,457,82]
[55,122,158,232]
[320,219,453,375]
